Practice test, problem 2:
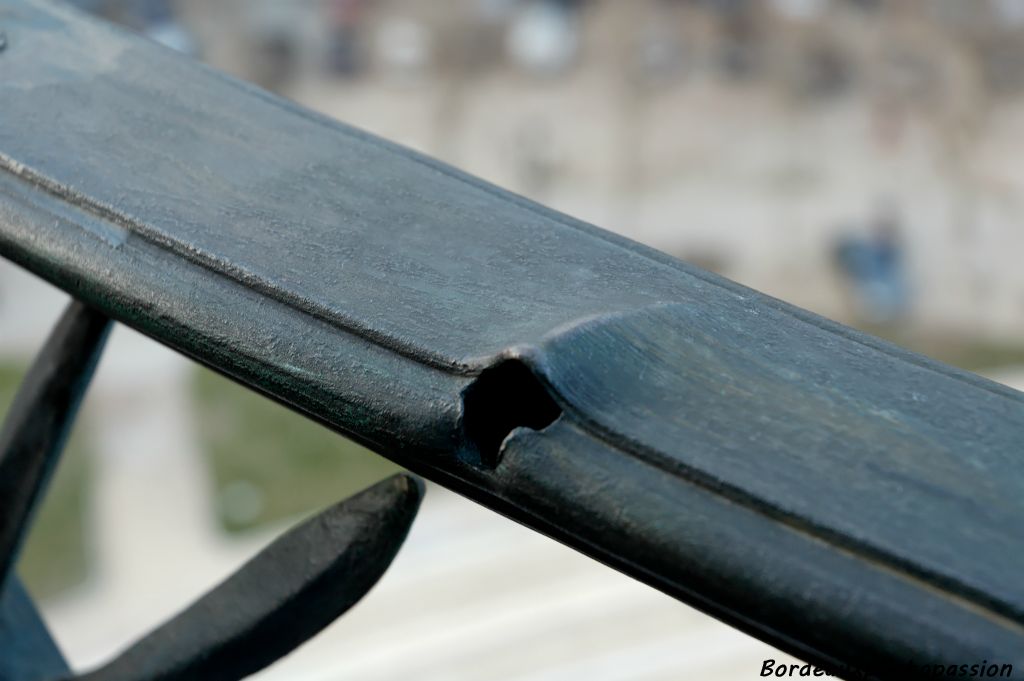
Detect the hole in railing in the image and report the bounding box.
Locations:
[461,359,562,468]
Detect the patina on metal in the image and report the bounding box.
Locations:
[1,1,1023,679]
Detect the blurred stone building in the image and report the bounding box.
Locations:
[80,0,1024,338]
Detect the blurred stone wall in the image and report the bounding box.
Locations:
[167,0,1024,340]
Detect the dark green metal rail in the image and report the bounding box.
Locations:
[1,1,1023,679]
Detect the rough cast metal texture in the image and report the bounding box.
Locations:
[0,1,1022,678]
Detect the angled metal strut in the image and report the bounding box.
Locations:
[1,1,1023,679]
[0,302,423,680]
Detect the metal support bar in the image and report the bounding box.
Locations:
[0,299,423,680]
[0,301,110,584]
[72,474,423,681]
[0,300,109,681]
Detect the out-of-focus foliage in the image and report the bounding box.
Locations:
[192,368,400,533]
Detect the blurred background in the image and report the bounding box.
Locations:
[3,0,1024,678]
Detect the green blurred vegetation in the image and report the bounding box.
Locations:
[925,341,1024,373]
[0,361,93,600]
[864,328,1024,373]
[191,367,400,533]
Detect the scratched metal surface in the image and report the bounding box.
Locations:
[1,1,1023,678]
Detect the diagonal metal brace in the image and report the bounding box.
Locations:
[70,474,423,681]
[0,300,110,681]
[0,300,424,680]
[0,301,110,584]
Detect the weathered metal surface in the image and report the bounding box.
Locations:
[1,1,1023,677]
[73,474,423,681]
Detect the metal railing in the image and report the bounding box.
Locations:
[1,1,1023,679]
